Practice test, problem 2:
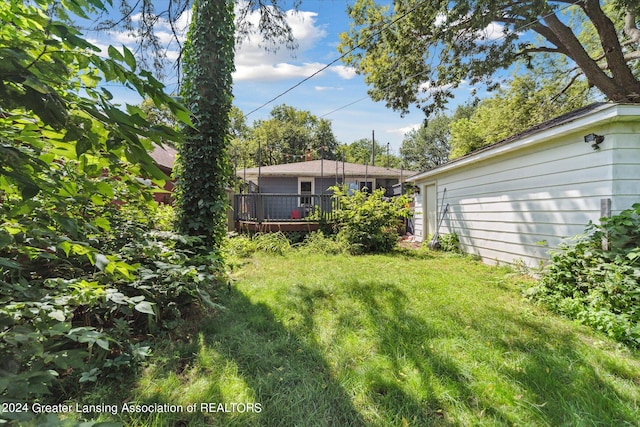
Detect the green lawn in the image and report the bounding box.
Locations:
[92,250,639,426]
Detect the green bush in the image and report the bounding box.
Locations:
[298,231,349,255]
[225,233,258,258]
[330,186,410,254]
[0,0,195,421]
[253,232,291,255]
[224,232,292,259]
[526,203,640,348]
[438,232,461,253]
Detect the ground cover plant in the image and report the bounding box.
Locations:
[75,245,640,426]
[0,0,222,423]
[527,203,640,348]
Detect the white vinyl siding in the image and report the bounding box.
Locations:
[409,104,640,267]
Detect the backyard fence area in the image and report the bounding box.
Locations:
[233,193,337,223]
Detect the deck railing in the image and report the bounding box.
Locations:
[234,193,337,222]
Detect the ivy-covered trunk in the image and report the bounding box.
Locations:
[176,0,235,250]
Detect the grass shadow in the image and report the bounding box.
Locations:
[193,287,369,426]
[98,253,639,426]
[287,275,640,426]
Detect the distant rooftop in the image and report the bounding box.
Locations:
[238,159,417,179]
[149,144,177,172]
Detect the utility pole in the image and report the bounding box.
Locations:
[371,130,375,166]
[386,142,390,168]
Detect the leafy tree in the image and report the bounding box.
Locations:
[0,0,191,409]
[400,114,451,171]
[229,106,257,171]
[340,137,401,167]
[175,0,235,249]
[449,71,594,158]
[339,0,640,115]
[313,118,340,160]
[250,104,340,165]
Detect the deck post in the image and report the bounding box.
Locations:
[256,193,264,223]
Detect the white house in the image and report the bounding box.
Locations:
[407,102,640,267]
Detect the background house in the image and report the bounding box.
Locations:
[235,159,415,229]
[149,144,177,204]
[408,102,640,267]
[237,159,412,196]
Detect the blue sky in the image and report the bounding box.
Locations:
[83,0,480,153]
[232,0,430,153]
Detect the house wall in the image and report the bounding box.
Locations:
[611,121,640,213]
[257,177,298,194]
[413,118,639,267]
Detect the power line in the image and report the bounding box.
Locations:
[242,0,430,119]
[316,0,585,120]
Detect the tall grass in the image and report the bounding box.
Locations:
[80,249,640,426]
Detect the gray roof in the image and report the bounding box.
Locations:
[149,144,177,172]
[237,159,417,179]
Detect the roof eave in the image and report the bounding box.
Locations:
[408,102,640,183]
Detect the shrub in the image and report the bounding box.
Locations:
[224,232,291,259]
[330,186,410,254]
[526,203,640,348]
[438,232,461,253]
[298,231,349,255]
[225,233,258,259]
[253,232,291,255]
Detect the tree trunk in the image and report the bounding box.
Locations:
[581,0,640,100]
[176,0,235,249]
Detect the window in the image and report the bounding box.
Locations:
[298,178,314,206]
[359,181,373,192]
[346,179,375,195]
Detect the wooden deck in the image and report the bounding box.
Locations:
[235,220,323,233]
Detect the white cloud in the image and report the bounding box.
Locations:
[231,7,359,83]
[315,86,343,92]
[476,22,506,41]
[234,62,327,82]
[329,65,357,80]
[387,124,421,136]
[87,4,347,84]
[86,38,110,57]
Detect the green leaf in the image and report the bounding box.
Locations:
[54,215,79,239]
[107,45,124,62]
[76,138,92,156]
[134,300,155,315]
[0,231,12,249]
[122,45,136,71]
[23,75,52,94]
[95,253,109,271]
[0,257,21,269]
[94,216,111,231]
[95,338,109,350]
[48,310,66,322]
[21,184,40,199]
[95,181,115,198]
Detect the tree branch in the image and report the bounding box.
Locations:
[624,50,640,61]
[528,21,569,54]
[624,10,640,45]
[520,46,563,54]
[581,0,640,94]
[542,10,626,99]
[550,72,583,103]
